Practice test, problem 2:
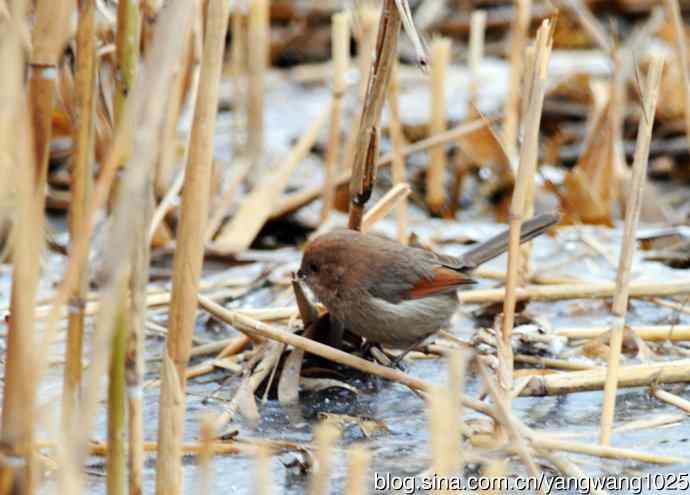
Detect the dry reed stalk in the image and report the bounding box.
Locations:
[599,57,663,445]
[321,12,350,222]
[63,0,96,429]
[107,290,128,495]
[110,1,142,492]
[213,107,329,252]
[479,460,507,495]
[556,324,690,341]
[348,0,401,230]
[197,414,217,495]
[386,61,408,243]
[531,435,687,464]
[458,279,690,304]
[70,439,245,456]
[343,445,371,495]
[426,37,451,216]
[428,386,460,494]
[499,20,552,402]
[198,296,497,419]
[468,11,486,104]
[155,2,229,493]
[29,0,72,203]
[650,297,690,316]
[272,117,494,218]
[247,0,268,173]
[521,359,690,396]
[36,1,192,416]
[0,19,41,492]
[514,354,594,371]
[154,26,196,200]
[252,445,273,495]
[536,449,607,495]
[203,160,252,242]
[308,422,340,495]
[650,385,690,414]
[52,5,199,493]
[664,0,690,149]
[476,361,543,484]
[361,183,411,232]
[342,5,378,175]
[502,0,532,156]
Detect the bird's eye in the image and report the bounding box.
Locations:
[309,263,320,273]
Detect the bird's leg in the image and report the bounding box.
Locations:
[390,335,433,368]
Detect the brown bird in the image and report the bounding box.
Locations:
[298,212,559,352]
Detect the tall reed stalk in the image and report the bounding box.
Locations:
[426,37,451,216]
[499,20,553,406]
[63,0,96,430]
[155,2,229,493]
[502,0,531,157]
[108,1,142,493]
[599,57,663,445]
[247,0,268,173]
[0,14,40,492]
[2,0,69,490]
[321,11,350,221]
[348,0,401,230]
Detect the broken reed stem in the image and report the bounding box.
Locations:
[502,0,532,156]
[557,324,690,341]
[196,415,216,495]
[664,0,690,150]
[458,279,690,304]
[155,2,229,494]
[63,0,96,429]
[650,386,690,414]
[386,61,408,243]
[520,359,690,396]
[198,296,497,419]
[321,11,349,222]
[477,361,543,484]
[428,386,460,494]
[447,351,467,474]
[348,0,401,230]
[500,20,552,401]
[343,445,371,495]
[308,422,340,495]
[0,22,41,492]
[599,56,663,446]
[531,435,687,465]
[426,37,451,216]
[468,10,486,104]
[247,0,268,174]
[253,445,272,495]
[361,182,411,232]
[110,0,142,492]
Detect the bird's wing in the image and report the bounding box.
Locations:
[402,265,476,300]
[363,249,476,303]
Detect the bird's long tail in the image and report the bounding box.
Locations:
[459,212,560,269]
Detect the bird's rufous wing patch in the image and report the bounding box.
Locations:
[404,266,476,299]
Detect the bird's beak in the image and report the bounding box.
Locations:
[297,269,305,279]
